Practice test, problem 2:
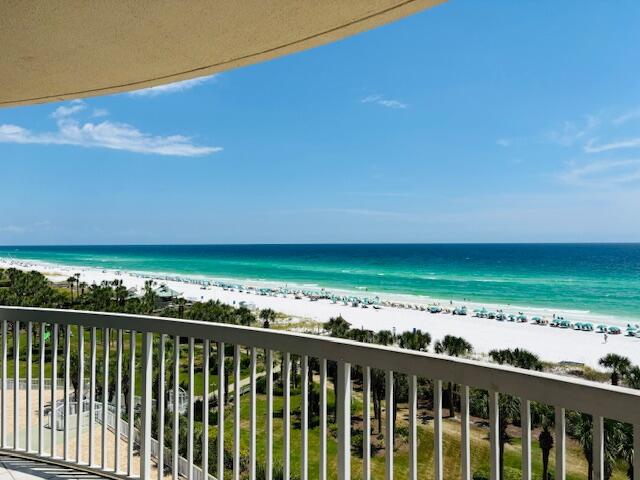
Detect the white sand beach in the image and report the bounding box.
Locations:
[1,257,638,368]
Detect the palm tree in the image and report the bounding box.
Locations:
[434,335,472,417]
[489,348,543,371]
[259,308,277,329]
[374,329,394,346]
[322,316,350,338]
[539,421,554,480]
[624,365,640,389]
[67,276,76,301]
[598,353,631,386]
[398,329,431,351]
[74,273,81,298]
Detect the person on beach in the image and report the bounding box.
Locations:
[604,333,608,344]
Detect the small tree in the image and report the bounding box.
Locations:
[323,316,350,338]
[598,353,631,386]
[259,308,276,329]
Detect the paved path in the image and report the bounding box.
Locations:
[0,455,103,479]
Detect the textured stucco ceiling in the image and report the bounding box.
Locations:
[0,0,445,108]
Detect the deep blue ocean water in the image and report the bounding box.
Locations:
[0,244,639,318]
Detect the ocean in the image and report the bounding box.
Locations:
[0,244,639,319]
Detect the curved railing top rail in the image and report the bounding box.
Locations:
[1,305,638,425]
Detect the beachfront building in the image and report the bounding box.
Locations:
[0,2,639,480]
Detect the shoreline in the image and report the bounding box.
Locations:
[1,256,639,368]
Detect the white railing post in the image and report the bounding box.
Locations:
[128,330,136,476]
[521,399,531,480]
[593,415,604,480]
[188,337,195,480]
[173,336,180,480]
[283,352,291,480]
[385,369,393,480]
[76,325,84,463]
[319,358,327,480]
[461,385,471,480]
[555,407,566,480]
[489,390,499,480]
[363,366,371,480]
[1,319,6,449]
[101,327,109,469]
[89,327,97,466]
[266,349,273,480]
[115,329,123,473]
[140,331,153,480]
[337,360,351,480]
[26,321,33,453]
[218,341,226,480]
[39,322,45,456]
[13,320,20,450]
[301,355,309,480]
[64,324,71,460]
[158,334,166,479]
[409,374,417,480]
[233,344,241,480]
[202,338,209,480]
[434,379,443,480]
[249,347,257,480]
[51,323,58,458]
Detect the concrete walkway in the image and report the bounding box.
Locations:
[0,456,103,479]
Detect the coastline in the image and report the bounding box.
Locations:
[1,256,638,368]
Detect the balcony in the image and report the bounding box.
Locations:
[0,306,638,480]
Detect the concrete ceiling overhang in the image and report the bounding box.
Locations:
[1,0,445,108]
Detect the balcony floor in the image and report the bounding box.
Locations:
[0,456,104,479]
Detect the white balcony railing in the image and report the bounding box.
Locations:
[0,306,639,480]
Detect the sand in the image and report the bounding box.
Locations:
[1,258,638,368]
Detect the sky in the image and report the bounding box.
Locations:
[1,0,640,245]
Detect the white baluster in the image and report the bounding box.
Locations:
[337,360,351,480]
[434,380,443,480]
[385,370,394,480]
[555,407,566,480]
[140,332,153,480]
[461,385,471,480]
[521,399,531,480]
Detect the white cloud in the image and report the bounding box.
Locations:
[128,75,217,97]
[613,108,640,125]
[559,159,640,187]
[0,100,221,157]
[584,137,640,154]
[0,225,26,234]
[547,115,600,146]
[91,108,109,118]
[51,100,86,119]
[361,94,408,109]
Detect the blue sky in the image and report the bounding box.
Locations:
[1,1,640,245]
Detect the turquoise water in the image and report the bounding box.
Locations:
[0,244,639,318]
